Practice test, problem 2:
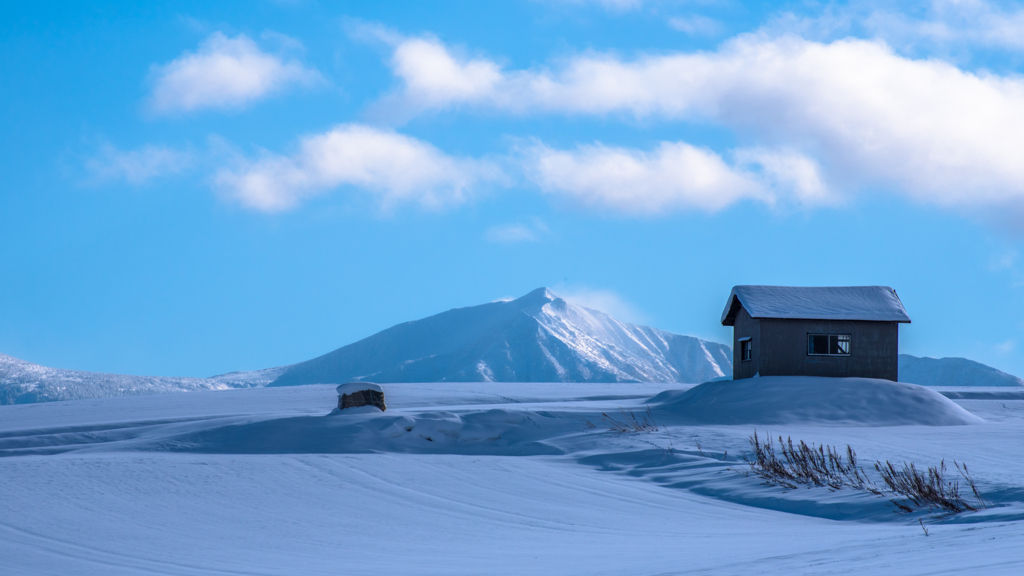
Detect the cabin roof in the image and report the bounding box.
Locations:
[721,285,911,326]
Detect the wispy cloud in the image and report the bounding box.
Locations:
[484,219,549,243]
[148,32,322,114]
[84,143,194,185]
[213,123,505,212]
[554,284,649,324]
[668,15,723,36]
[771,0,1024,57]
[534,0,644,12]
[988,249,1017,272]
[865,0,1024,54]
[374,32,1024,217]
[995,339,1016,355]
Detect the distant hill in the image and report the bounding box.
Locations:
[0,353,283,405]
[899,354,1024,387]
[269,287,732,386]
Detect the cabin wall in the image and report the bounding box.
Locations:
[732,306,760,380]
[757,318,899,380]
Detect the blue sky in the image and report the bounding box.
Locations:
[3,0,1024,378]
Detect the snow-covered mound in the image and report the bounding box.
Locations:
[899,354,1024,387]
[270,287,731,386]
[650,376,984,426]
[0,352,283,405]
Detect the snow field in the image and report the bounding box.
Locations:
[1,380,1023,574]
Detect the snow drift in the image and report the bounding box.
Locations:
[650,376,984,426]
[270,287,731,386]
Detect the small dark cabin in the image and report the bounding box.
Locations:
[721,286,911,381]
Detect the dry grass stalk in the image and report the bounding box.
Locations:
[875,459,983,513]
[745,432,988,515]
[747,431,871,491]
[602,407,659,434]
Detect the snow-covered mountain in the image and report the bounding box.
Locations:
[899,354,1024,387]
[0,353,284,405]
[269,288,732,386]
[0,287,731,404]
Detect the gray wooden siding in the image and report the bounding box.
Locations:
[732,304,899,381]
[732,306,760,380]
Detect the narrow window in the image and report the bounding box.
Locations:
[739,338,752,362]
[808,333,851,356]
[832,334,851,355]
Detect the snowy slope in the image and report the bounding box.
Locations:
[270,287,732,386]
[0,352,284,404]
[899,354,1024,387]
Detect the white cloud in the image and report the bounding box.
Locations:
[85,143,194,185]
[484,219,549,243]
[149,32,322,114]
[523,140,782,214]
[213,124,504,212]
[390,37,503,111]
[380,33,1024,214]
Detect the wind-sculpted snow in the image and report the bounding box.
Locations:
[0,352,284,405]
[270,287,732,386]
[649,376,984,426]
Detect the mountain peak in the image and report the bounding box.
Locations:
[516,287,558,303]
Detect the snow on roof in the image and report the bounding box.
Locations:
[337,382,383,395]
[721,285,911,325]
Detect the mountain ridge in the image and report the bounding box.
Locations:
[269,287,732,386]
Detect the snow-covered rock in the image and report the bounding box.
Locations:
[336,382,386,411]
[0,352,284,405]
[899,354,1024,387]
[650,376,983,426]
[270,287,732,386]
